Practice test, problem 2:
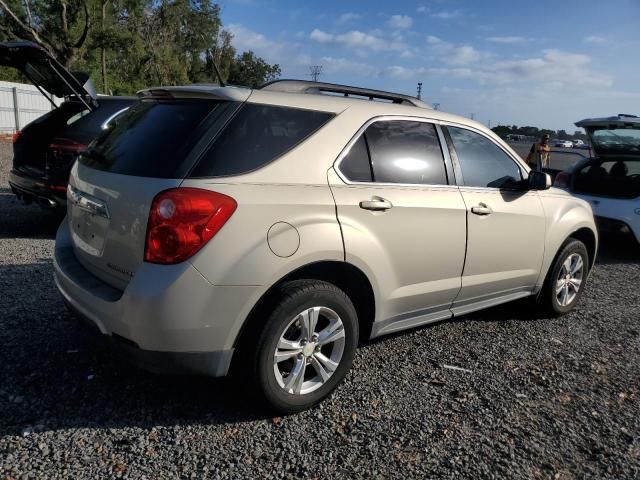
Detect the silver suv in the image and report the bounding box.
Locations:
[54,80,598,413]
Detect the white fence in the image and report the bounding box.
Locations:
[0,81,59,133]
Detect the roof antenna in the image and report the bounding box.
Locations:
[207,49,226,87]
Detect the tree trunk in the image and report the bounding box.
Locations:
[101,0,108,94]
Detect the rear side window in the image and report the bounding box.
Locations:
[447,126,522,189]
[340,136,373,182]
[80,99,223,178]
[365,120,447,185]
[190,104,333,177]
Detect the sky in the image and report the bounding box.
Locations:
[218,0,640,132]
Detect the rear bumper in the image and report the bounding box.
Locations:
[9,169,67,207]
[54,220,261,377]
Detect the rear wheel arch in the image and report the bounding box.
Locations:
[231,261,376,359]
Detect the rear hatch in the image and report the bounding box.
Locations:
[575,114,640,158]
[0,40,97,109]
[68,90,246,289]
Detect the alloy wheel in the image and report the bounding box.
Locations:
[273,306,346,395]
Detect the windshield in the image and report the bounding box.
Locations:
[590,128,640,154]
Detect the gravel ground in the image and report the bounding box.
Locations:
[1,141,639,479]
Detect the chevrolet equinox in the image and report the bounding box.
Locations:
[54,80,598,413]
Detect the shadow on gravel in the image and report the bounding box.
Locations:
[0,262,271,437]
[0,192,63,239]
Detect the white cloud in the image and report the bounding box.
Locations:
[321,56,377,76]
[426,36,487,66]
[337,13,361,24]
[427,48,612,89]
[584,35,606,44]
[310,28,334,43]
[431,10,462,20]
[227,24,289,60]
[310,28,406,52]
[486,36,527,44]
[387,14,413,29]
[416,5,429,14]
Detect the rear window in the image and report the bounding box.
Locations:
[80,99,223,178]
[189,104,333,178]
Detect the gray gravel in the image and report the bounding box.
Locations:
[1,141,639,479]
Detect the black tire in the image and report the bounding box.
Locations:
[539,238,589,316]
[247,280,358,414]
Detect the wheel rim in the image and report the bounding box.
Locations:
[273,306,346,395]
[555,253,584,307]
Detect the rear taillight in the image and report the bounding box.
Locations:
[12,130,22,143]
[48,137,87,153]
[144,188,237,264]
[554,171,570,189]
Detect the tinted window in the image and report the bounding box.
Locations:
[65,99,134,142]
[340,135,372,182]
[573,160,640,199]
[190,104,333,177]
[447,127,522,188]
[364,121,447,185]
[80,99,222,178]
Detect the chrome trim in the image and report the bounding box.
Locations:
[333,114,458,188]
[67,185,110,219]
[101,107,130,130]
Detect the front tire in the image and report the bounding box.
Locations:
[540,239,589,316]
[249,280,359,414]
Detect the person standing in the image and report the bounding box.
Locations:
[525,134,551,171]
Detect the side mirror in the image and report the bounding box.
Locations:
[528,170,552,190]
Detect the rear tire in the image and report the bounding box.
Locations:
[539,239,589,316]
[245,280,359,414]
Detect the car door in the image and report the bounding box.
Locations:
[328,118,467,336]
[443,124,546,315]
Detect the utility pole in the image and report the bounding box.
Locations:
[309,65,323,82]
[432,102,440,110]
[470,112,475,120]
[416,82,422,100]
[488,119,492,128]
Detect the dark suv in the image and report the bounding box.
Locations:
[0,41,135,209]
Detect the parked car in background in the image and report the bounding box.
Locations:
[54,80,598,413]
[551,139,574,148]
[572,139,586,147]
[0,41,135,210]
[555,114,640,243]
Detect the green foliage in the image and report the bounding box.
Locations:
[228,51,281,88]
[0,0,280,94]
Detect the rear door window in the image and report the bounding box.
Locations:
[80,99,226,178]
[364,120,448,185]
[189,104,333,177]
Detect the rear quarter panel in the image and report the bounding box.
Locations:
[180,181,344,287]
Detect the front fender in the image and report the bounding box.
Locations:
[536,190,598,289]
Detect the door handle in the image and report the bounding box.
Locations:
[471,203,493,216]
[359,197,393,211]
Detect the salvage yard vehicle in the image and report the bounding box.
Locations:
[54,80,598,413]
[0,41,135,209]
[555,114,640,243]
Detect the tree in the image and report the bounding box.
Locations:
[0,0,91,67]
[227,51,281,88]
[0,0,281,95]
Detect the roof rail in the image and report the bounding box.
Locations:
[259,79,430,108]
